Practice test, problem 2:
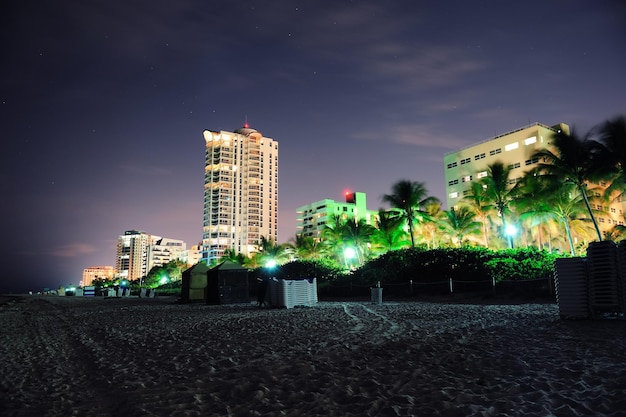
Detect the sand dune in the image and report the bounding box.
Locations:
[0,295,624,416]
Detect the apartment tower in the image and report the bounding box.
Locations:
[202,124,278,264]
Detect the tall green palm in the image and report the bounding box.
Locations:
[382,180,440,247]
[220,248,247,266]
[291,232,324,260]
[341,218,377,265]
[464,181,494,247]
[480,162,515,248]
[512,171,556,250]
[371,209,411,253]
[256,236,292,266]
[440,206,482,247]
[543,183,593,255]
[532,128,604,241]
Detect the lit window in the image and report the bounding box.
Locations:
[505,142,519,151]
[524,136,537,145]
[462,175,472,182]
[449,192,459,199]
[477,171,488,178]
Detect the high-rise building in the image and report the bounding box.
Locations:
[116,230,188,282]
[117,230,151,282]
[443,122,624,233]
[202,124,278,263]
[296,191,378,239]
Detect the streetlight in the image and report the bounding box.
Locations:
[505,224,517,248]
[343,247,356,269]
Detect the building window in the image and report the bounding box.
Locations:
[462,175,472,182]
[448,179,459,186]
[508,162,521,170]
[505,142,519,151]
[524,136,537,145]
[449,192,459,199]
[474,153,485,160]
[525,157,539,166]
[489,148,502,156]
[477,171,488,179]
[447,162,458,169]
[460,158,471,165]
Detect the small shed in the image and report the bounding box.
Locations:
[181,263,210,303]
[206,261,249,304]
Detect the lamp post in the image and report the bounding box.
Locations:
[343,247,356,270]
[505,224,517,249]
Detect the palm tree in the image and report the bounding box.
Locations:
[291,233,324,260]
[440,206,482,247]
[220,248,247,265]
[542,183,594,255]
[463,181,494,247]
[597,115,626,201]
[532,128,605,241]
[513,171,557,250]
[382,180,440,247]
[371,209,411,253]
[341,218,376,265]
[256,236,292,267]
[480,162,516,248]
[418,200,443,248]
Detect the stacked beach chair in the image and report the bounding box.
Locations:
[587,241,622,318]
[616,241,626,314]
[554,241,626,319]
[554,240,625,319]
[267,278,318,309]
[554,257,589,319]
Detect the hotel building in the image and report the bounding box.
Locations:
[444,122,623,232]
[81,266,116,287]
[116,230,187,282]
[202,125,278,264]
[296,191,378,239]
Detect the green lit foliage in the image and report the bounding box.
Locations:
[143,260,187,289]
[439,206,482,247]
[220,248,247,266]
[382,180,440,248]
[91,277,114,291]
[531,127,605,241]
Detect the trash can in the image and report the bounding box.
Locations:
[371,287,383,305]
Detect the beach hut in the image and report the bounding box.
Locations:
[206,261,249,305]
[181,263,210,303]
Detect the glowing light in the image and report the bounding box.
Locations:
[505,224,517,236]
[344,247,356,259]
[265,259,277,269]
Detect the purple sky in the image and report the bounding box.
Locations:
[2,0,625,293]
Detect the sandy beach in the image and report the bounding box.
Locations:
[0,295,624,417]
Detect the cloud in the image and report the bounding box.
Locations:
[48,243,98,258]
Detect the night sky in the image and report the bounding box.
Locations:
[2,0,624,293]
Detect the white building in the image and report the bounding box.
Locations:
[202,124,278,263]
[296,191,378,239]
[116,230,188,282]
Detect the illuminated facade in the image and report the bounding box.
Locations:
[202,125,278,263]
[116,230,188,282]
[296,191,378,238]
[81,266,116,287]
[444,122,624,232]
[147,237,186,271]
